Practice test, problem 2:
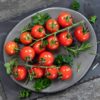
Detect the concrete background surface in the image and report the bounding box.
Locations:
[0,0,100,100]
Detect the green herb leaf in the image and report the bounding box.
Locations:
[14,37,21,44]
[19,89,31,99]
[21,23,33,32]
[4,59,18,74]
[89,16,97,24]
[34,77,52,92]
[70,0,80,11]
[54,54,73,66]
[66,42,92,56]
[32,13,51,26]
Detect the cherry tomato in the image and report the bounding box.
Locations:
[29,65,44,78]
[46,19,60,32]
[58,31,73,46]
[20,46,35,61]
[31,25,45,39]
[5,41,19,55]
[13,65,27,81]
[20,32,32,45]
[33,41,46,54]
[59,65,73,80]
[39,51,54,66]
[47,36,59,50]
[74,26,90,42]
[45,66,58,80]
[57,12,73,27]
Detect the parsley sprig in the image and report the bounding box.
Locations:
[70,0,80,11]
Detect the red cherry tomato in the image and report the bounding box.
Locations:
[20,46,35,61]
[39,51,54,66]
[29,65,44,78]
[57,12,73,27]
[59,65,73,80]
[33,41,46,54]
[58,31,73,46]
[47,36,59,50]
[20,32,32,45]
[13,65,27,81]
[31,25,45,39]
[74,26,90,42]
[45,66,58,80]
[5,41,19,55]
[46,19,60,32]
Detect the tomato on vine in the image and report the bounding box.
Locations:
[45,66,58,80]
[33,41,46,54]
[58,31,73,46]
[13,65,27,81]
[29,65,44,79]
[31,25,46,39]
[74,26,90,42]
[39,51,54,66]
[47,36,59,50]
[5,41,19,55]
[46,19,60,32]
[59,65,72,80]
[20,32,32,45]
[20,46,35,61]
[57,12,73,27]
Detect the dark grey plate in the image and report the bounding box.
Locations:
[3,7,97,93]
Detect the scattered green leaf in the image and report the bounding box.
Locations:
[32,13,51,26]
[89,16,97,24]
[34,77,52,92]
[54,54,73,66]
[19,89,31,99]
[70,0,80,11]
[14,37,21,44]
[4,59,18,74]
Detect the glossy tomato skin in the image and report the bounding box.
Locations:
[33,41,46,54]
[74,26,90,42]
[13,65,27,81]
[29,66,44,78]
[47,36,59,50]
[46,19,60,32]
[59,65,72,80]
[39,51,54,66]
[58,31,73,46]
[5,41,19,55]
[20,46,35,61]
[20,32,32,45]
[45,66,58,80]
[31,25,45,39]
[57,12,73,27]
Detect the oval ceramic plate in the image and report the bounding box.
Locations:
[3,7,97,93]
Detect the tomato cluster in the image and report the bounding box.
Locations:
[4,11,90,81]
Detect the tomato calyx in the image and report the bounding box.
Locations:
[65,16,71,22]
[50,40,57,46]
[82,26,89,35]
[26,34,32,40]
[38,28,43,32]
[66,33,71,39]
[26,56,32,61]
[14,47,20,52]
[39,58,46,65]
[50,22,56,29]
[58,72,62,79]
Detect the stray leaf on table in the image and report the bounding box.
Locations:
[89,16,97,24]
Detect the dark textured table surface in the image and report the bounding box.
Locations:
[0,0,100,100]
